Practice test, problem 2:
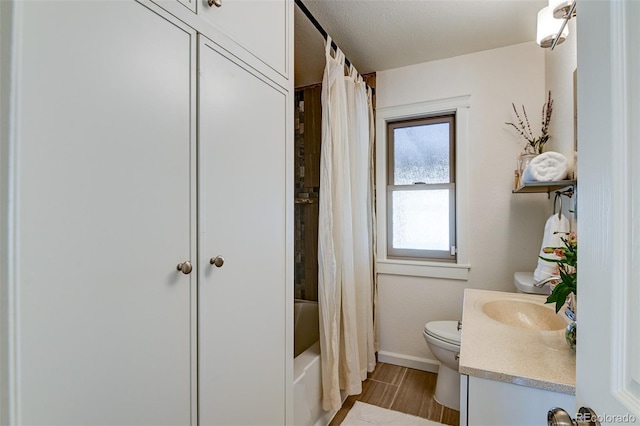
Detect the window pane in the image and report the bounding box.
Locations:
[393,123,450,185]
[392,190,449,251]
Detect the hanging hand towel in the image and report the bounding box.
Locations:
[533,213,570,283]
[523,151,568,182]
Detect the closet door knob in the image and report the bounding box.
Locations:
[210,256,224,267]
[207,0,222,7]
[177,261,193,274]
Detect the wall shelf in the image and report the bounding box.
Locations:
[513,180,577,195]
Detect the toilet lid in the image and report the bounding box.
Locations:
[424,321,461,345]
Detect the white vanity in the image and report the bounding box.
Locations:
[459,289,576,426]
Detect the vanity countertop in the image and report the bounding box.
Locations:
[459,288,576,394]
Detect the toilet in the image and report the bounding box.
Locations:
[422,320,461,411]
[514,271,551,295]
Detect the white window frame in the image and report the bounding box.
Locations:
[376,95,471,280]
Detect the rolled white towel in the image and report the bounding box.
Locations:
[523,151,568,182]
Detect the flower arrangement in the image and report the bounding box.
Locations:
[506,91,554,155]
[540,231,577,313]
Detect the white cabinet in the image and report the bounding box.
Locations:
[177,0,197,13]
[461,375,575,426]
[197,0,290,78]
[151,0,291,82]
[3,1,291,424]
[197,34,288,425]
[11,3,197,423]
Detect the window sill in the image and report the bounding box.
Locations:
[376,259,470,280]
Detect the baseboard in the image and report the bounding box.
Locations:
[377,351,440,373]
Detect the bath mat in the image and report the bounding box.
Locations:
[341,401,445,426]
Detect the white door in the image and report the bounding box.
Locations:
[9,2,197,424]
[197,35,288,425]
[568,1,640,424]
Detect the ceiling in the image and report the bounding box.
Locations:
[294,0,547,88]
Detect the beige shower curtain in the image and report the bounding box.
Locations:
[318,36,376,412]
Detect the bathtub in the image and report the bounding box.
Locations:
[293,300,344,426]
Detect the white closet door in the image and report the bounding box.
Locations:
[11,2,197,424]
[198,35,287,425]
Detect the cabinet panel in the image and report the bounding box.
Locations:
[12,2,197,424]
[198,35,287,425]
[464,375,575,426]
[178,0,197,12]
[197,0,289,78]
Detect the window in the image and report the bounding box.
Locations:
[387,115,456,261]
[375,95,469,279]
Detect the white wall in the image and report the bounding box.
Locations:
[375,42,551,369]
[545,19,577,173]
[545,19,578,229]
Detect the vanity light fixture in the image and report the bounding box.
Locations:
[536,6,568,48]
[549,0,576,50]
[549,0,575,19]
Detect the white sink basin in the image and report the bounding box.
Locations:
[479,299,567,331]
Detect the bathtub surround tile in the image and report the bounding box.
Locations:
[329,363,459,426]
[293,87,320,302]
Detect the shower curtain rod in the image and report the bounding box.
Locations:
[295,0,374,92]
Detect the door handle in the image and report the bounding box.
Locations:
[177,261,193,275]
[209,256,224,268]
[547,408,574,426]
[547,407,601,426]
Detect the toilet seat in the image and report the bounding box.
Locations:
[424,321,461,346]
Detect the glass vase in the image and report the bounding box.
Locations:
[565,293,576,350]
[517,153,538,183]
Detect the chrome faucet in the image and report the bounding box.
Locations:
[533,276,560,288]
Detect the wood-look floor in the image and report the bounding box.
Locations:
[329,363,460,426]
